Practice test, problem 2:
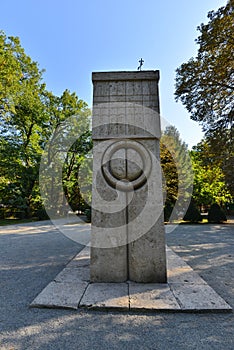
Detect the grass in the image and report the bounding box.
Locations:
[173,219,209,224]
[0,217,231,227]
[165,218,232,225]
[0,217,39,226]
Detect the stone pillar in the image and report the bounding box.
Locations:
[90,71,167,283]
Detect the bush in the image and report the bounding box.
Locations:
[164,203,174,222]
[36,208,50,220]
[208,203,227,223]
[84,208,91,223]
[15,211,26,219]
[0,207,5,219]
[183,201,202,223]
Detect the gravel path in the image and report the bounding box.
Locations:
[0,221,233,350]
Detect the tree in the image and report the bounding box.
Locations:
[183,200,202,223]
[192,136,234,197]
[175,1,234,199]
[39,90,92,217]
[62,130,92,211]
[0,31,92,218]
[160,125,193,221]
[160,138,178,207]
[0,31,47,217]
[175,1,234,132]
[190,144,232,208]
[208,203,227,223]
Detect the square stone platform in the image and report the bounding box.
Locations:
[30,246,232,312]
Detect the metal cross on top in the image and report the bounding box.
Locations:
[137,58,144,71]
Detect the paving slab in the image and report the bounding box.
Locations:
[129,282,180,310]
[30,281,88,310]
[30,245,232,312]
[170,283,232,311]
[75,246,91,257]
[166,246,191,269]
[80,283,129,310]
[55,267,90,282]
[66,247,90,268]
[167,266,208,284]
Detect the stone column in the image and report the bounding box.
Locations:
[90,71,167,283]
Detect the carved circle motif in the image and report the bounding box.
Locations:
[101,140,152,192]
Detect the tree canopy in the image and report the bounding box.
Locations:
[0,24,232,221]
[175,1,234,201]
[160,125,193,221]
[0,31,91,218]
[175,1,234,133]
[191,143,232,207]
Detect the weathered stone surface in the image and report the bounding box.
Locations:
[128,139,166,282]
[80,283,129,309]
[92,70,159,82]
[90,247,128,282]
[166,246,190,269]
[91,71,166,283]
[92,71,161,140]
[30,281,88,310]
[129,283,180,310]
[167,267,208,285]
[166,246,208,284]
[30,243,232,312]
[90,139,128,282]
[170,283,232,311]
[55,267,90,282]
[76,246,90,258]
[128,214,167,282]
[92,103,160,139]
[66,246,90,268]
[66,257,90,268]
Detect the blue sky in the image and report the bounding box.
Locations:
[0,0,226,148]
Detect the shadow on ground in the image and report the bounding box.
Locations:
[0,223,233,350]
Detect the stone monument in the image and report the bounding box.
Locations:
[90,71,167,283]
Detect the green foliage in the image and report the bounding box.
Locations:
[191,142,232,206]
[0,31,48,217]
[183,201,202,223]
[163,203,173,222]
[40,110,92,217]
[175,1,234,200]
[63,130,92,211]
[160,125,193,220]
[84,208,91,223]
[35,207,50,221]
[160,141,178,207]
[208,203,227,223]
[0,31,44,116]
[0,31,91,218]
[199,130,234,198]
[175,1,233,132]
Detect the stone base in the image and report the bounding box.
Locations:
[30,246,232,312]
